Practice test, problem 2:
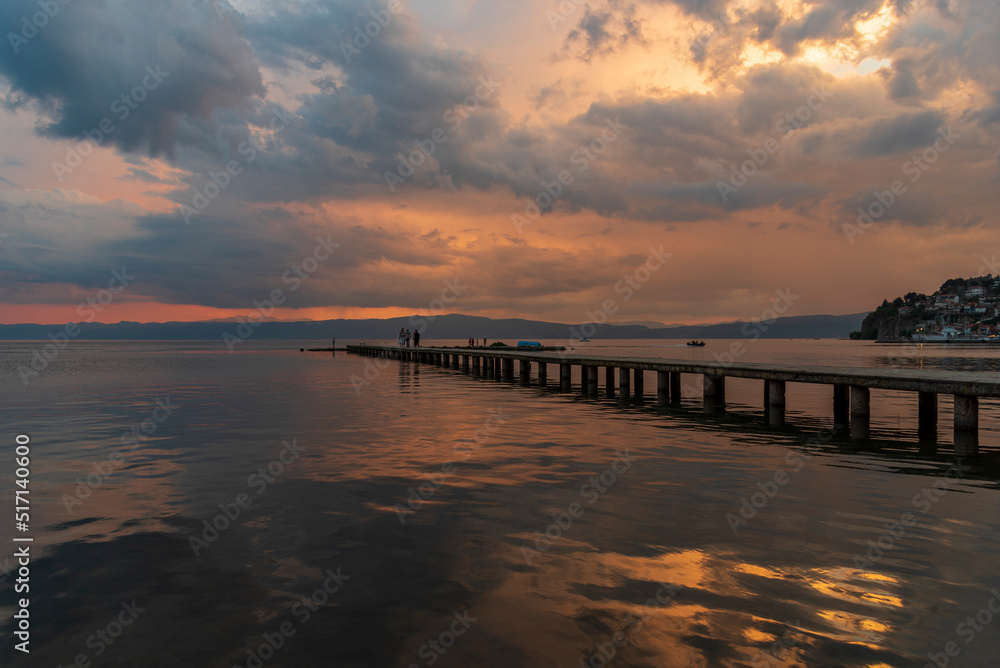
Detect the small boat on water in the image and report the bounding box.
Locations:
[579,337,590,342]
[686,340,706,347]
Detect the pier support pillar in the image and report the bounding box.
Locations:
[519,359,530,385]
[619,367,630,400]
[502,358,514,382]
[472,356,480,374]
[462,355,470,373]
[850,386,870,417]
[587,366,599,397]
[954,395,979,456]
[670,372,681,404]
[703,374,725,411]
[606,366,616,399]
[850,386,870,440]
[560,363,572,392]
[538,362,547,385]
[633,369,645,403]
[494,357,502,379]
[766,380,786,426]
[580,365,589,394]
[452,354,460,370]
[657,371,669,406]
[918,391,938,441]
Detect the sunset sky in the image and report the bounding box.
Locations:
[1,0,998,326]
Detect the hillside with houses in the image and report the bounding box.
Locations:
[852,275,1000,342]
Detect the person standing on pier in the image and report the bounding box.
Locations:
[397,328,405,346]
[413,330,420,347]
[405,329,411,347]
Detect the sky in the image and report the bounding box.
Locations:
[0,0,998,326]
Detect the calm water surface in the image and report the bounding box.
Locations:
[1,339,999,667]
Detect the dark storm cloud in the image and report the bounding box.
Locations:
[560,2,645,62]
[850,110,944,157]
[0,0,264,157]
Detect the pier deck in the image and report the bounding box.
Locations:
[346,345,999,452]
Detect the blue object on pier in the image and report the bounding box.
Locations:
[517,341,542,348]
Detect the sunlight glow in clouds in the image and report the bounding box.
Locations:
[0,0,998,326]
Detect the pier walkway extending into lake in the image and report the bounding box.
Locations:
[346,345,999,452]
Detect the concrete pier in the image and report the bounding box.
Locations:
[348,346,998,452]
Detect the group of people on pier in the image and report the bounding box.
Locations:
[397,328,420,347]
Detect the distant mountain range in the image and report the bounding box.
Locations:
[0,312,867,341]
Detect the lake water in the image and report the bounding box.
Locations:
[1,339,999,667]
